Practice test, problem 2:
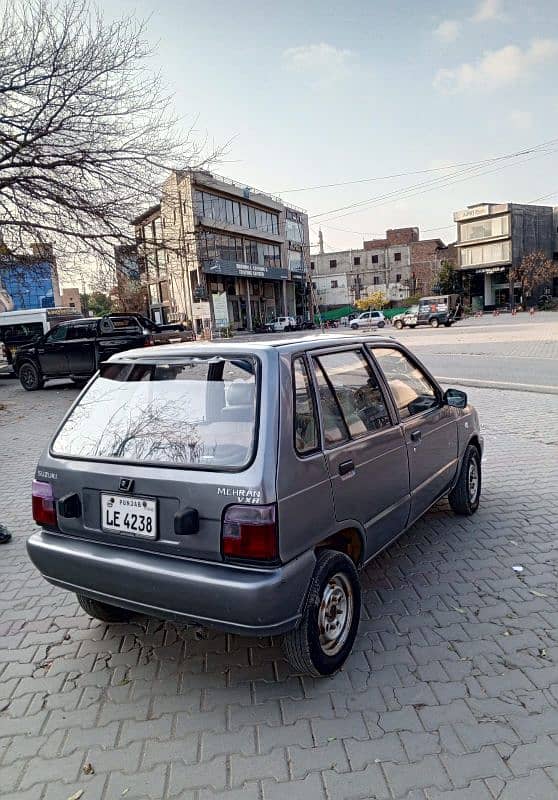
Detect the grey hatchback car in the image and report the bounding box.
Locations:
[27,335,483,676]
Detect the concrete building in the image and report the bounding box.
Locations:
[132,170,310,332]
[311,227,455,310]
[60,287,82,312]
[453,203,556,310]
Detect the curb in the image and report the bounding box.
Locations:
[435,376,558,396]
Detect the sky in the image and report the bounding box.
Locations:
[101,0,558,253]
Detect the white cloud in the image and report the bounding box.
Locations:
[434,20,461,43]
[434,38,558,92]
[509,109,533,130]
[471,0,506,22]
[282,43,353,78]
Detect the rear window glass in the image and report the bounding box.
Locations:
[51,356,258,469]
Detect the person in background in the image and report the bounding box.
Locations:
[0,524,11,544]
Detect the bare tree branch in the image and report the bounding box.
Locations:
[0,0,224,280]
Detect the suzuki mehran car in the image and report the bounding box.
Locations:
[27,335,483,676]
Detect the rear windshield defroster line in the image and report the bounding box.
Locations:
[51,356,260,472]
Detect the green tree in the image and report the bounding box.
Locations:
[437,260,459,294]
[87,291,112,316]
[510,251,558,303]
[355,290,387,311]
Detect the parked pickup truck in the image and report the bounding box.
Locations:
[392,295,462,330]
[14,313,194,391]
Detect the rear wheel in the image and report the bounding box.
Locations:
[350,323,359,330]
[19,361,43,391]
[449,444,481,516]
[394,319,403,330]
[281,550,361,676]
[76,594,132,623]
[444,321,452,328]
[430,317,440,328]
[378,320,385,328]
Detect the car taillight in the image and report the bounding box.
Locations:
[222,504,278,562]
[32,480,57,527]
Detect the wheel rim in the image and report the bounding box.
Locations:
[318,572,353,656]
[468,458,479,502]
[431,319,438,327]
[21,365,35,388]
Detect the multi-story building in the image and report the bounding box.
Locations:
[311,227,455,310]
[60,287,82,312]
[0,242,61,311]
[453,203,556,310]
[132,170,310,332]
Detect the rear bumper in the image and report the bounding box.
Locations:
[27,531,315,636]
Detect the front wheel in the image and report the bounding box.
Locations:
[281,550,361,677]
[448,444,481,516]
[394,319,403,330]
[19,361,44,391]
[430,317,440,328]
[76,594,132,623]
[350,323,359,330]
[444,322,452,327]
[377,320,385,329]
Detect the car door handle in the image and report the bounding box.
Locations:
[339,459,355,476]
[410,430,422,443]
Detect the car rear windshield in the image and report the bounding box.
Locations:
[51,356,259,470]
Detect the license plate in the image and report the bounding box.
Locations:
[101,494,157,539]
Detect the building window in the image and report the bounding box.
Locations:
[354,256,360,266]
[310,261,315,270]
[394,252,401,262]
[460,215,510,243]
[331,280,338,288]
[396,273,402,282]
[461,240,511,267]
[371,255,379,264]
[373,276,379,285]
[329,259,337,269]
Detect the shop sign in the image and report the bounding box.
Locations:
[203,259,288,281]
[212,291,229,328]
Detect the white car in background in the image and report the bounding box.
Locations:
[350,310,386,330]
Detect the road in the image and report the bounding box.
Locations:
[0,314,558,800]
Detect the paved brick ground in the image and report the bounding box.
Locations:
[1,371,558,799]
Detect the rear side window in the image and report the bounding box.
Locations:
[372,347,438,419]
[313,362,349,447]
[51,356,259,470]
[316,350,391,437]
[292,357,318,455]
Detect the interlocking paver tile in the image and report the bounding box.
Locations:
[2,332,558,799]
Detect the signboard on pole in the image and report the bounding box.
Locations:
[212,292,229,328]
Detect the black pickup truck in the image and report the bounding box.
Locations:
[14,313,194,391]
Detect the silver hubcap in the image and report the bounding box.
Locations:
[318,573,353,656]
[468,459,479,502]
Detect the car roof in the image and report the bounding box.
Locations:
[108,333,398,363]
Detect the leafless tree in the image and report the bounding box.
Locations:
[510,251,558,302]
[0,0,222,279]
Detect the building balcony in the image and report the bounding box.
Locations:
[196,216,283,244]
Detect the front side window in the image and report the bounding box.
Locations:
[45,324,68,342]
[293,358,318,454]
[372,347,438,419]
[316,350,391,437]
[51,356,259,469]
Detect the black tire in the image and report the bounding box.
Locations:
[430,317,440,328]
[76,594,132,623]
[281,550,361,677]
[350,323,359,330]
[378,320,386,328]
[394,320,403,330]
[444,322,452,327]
[448,444,481,516]
[71,378,88,387]
[19,361,44,391]
[409,324,417,328]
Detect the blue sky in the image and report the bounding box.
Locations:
[105,0,558,251]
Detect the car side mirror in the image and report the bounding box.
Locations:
[444,388,467,408]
